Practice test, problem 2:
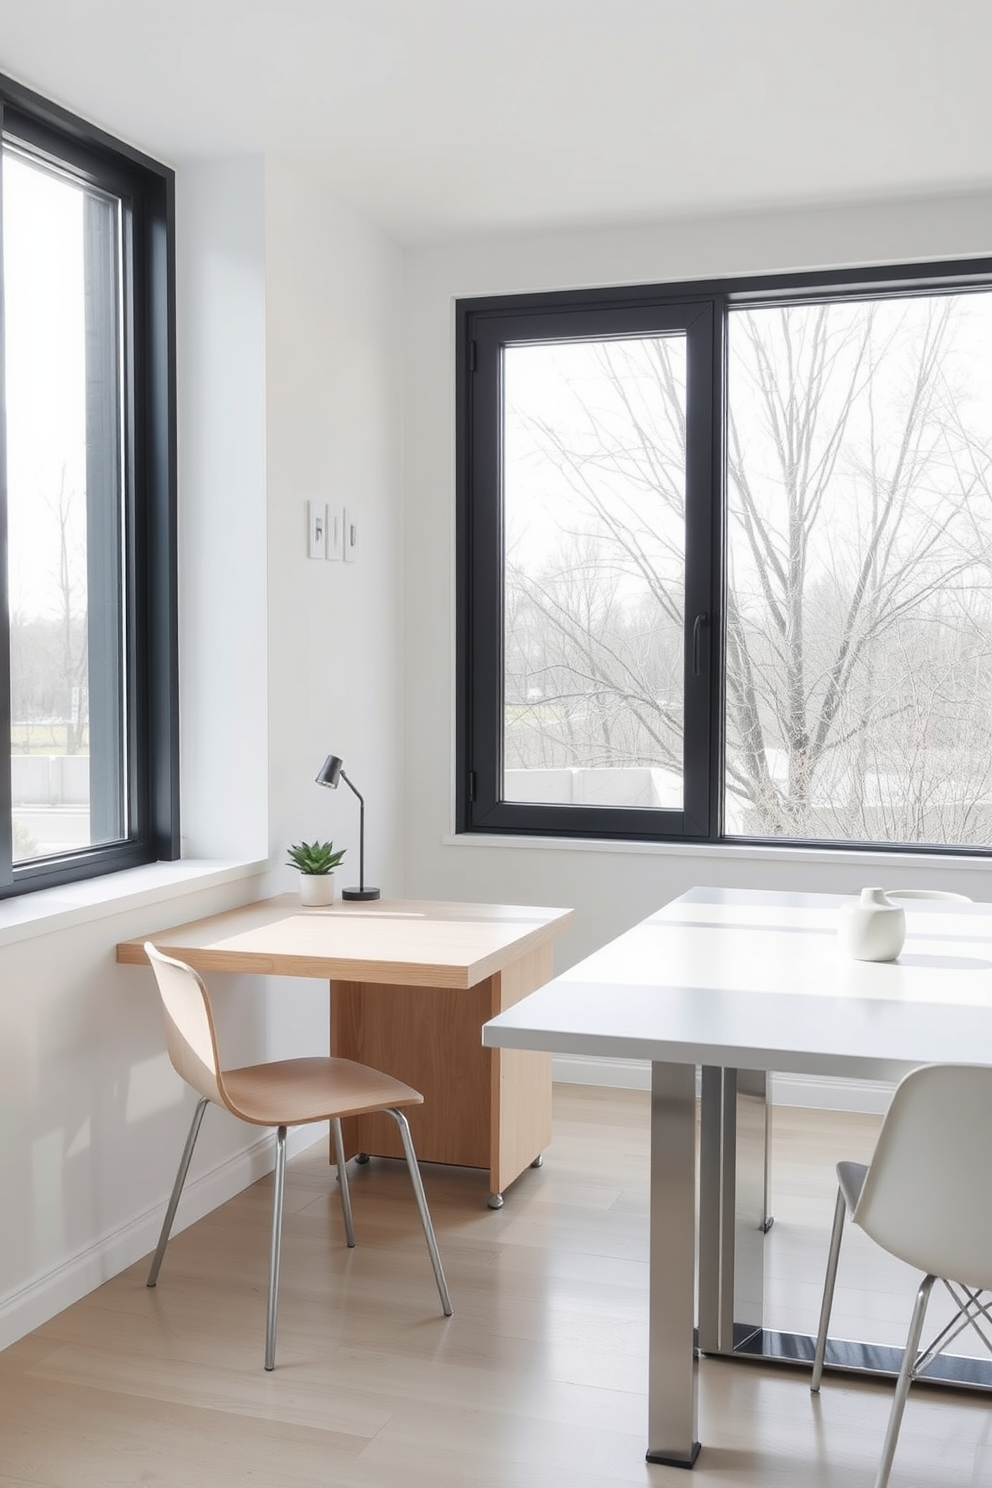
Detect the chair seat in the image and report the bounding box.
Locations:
[837,1159,868,1214]
[222,1056,424,1127]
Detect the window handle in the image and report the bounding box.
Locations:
[692,613,710,677]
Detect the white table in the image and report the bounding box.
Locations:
[482,886,992,1467]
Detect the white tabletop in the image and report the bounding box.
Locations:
[482,887,992,1080]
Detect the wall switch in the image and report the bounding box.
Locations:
[343,507,359,562]
[326,505,345,561]
[306,501,327,559]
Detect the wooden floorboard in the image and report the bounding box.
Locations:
[1,1086,989,1486]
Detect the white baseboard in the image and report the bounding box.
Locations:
[769,1072,895,1113]
[552,1055,895,1114]
[553,1055,653,1091]
[0,1121,327,1353]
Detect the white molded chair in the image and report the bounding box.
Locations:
[811,1064,992,1488]
[143,942,452,1369]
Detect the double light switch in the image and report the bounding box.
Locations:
[307,502,358,562]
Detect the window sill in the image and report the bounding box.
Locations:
[443,833,991,873]
[0,857,269,949]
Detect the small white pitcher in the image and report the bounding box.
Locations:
[838,887,905,962]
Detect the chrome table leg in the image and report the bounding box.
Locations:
[646,1060,700,1468]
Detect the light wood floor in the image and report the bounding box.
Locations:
[1,1086,990,1487]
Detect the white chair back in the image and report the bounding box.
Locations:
[145,942,226,1107]
[883,890,972,902]
[854,1064,992,1291]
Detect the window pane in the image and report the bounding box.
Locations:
[501,337,688,811]
[2,149,126,862]
[725,294,992,847]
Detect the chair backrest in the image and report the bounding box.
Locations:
[854,1064,992,1291]
[883,890,972,902]
[144,943,226,1108]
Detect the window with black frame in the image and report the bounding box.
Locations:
[0,77,178,896]
[457,265,992,853]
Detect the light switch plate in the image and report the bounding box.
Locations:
[306,501,326,559]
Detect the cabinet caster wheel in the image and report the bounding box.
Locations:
[530,1154,544,1168]
[487,1192,504,1210]
[354,1152,371,1165]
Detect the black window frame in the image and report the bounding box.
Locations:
[457,256,992,853]
[0,73,178,896]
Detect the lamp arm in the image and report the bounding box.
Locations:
[339,769,364,808]
[340,770,365,891]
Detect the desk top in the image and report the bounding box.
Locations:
[117,894,573,989]
[483,886,992,1080]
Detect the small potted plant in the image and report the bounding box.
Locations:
[286,839,346,906]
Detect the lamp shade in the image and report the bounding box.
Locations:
[315,755,344,788]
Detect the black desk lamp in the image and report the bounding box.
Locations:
[314,754,380,901]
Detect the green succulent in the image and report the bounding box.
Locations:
[285,839,346,875]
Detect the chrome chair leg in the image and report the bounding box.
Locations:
[812,1185,848,1390]
[387,1108,452,1317]
[331,1117,356,1248]
[147,1096,209,1287]
[874,1275,936,1488]
[264,1126,288,1371]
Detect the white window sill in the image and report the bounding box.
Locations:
[0,858,269,948]
[443,832,991,874]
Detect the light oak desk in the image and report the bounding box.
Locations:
[118,895,573,1207]
[483,886,992,1468]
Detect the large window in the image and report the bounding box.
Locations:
[0,77,178,895]
[458,262,992,853]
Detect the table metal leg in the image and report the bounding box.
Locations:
[698,1068,768,1356]
[647,1060,700,1467]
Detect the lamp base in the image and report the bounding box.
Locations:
[342,887,380,901]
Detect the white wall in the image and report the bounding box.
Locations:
[0,156,407,1348]
[263,156,406,897]
[402,190,992,973]
[176,158,269,862]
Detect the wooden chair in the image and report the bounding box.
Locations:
[143,942,452,1369]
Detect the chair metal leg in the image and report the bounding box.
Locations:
[264,1126,288,1371]
[387,1108,453,1317]
[331,1118,356,1248]
[812,1185,848,1390]
[147,1097,209,1287]
[874,1275,936,1488]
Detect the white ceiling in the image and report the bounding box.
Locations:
[1,0,990,245]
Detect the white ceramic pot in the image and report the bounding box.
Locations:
[838,887,905,962]
[299,873,335,906]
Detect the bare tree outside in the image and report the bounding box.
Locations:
[504,335,688,810]
[501,291,992,847]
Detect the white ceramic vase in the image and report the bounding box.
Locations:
[838,887,905,962]
[299,873,335,907]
